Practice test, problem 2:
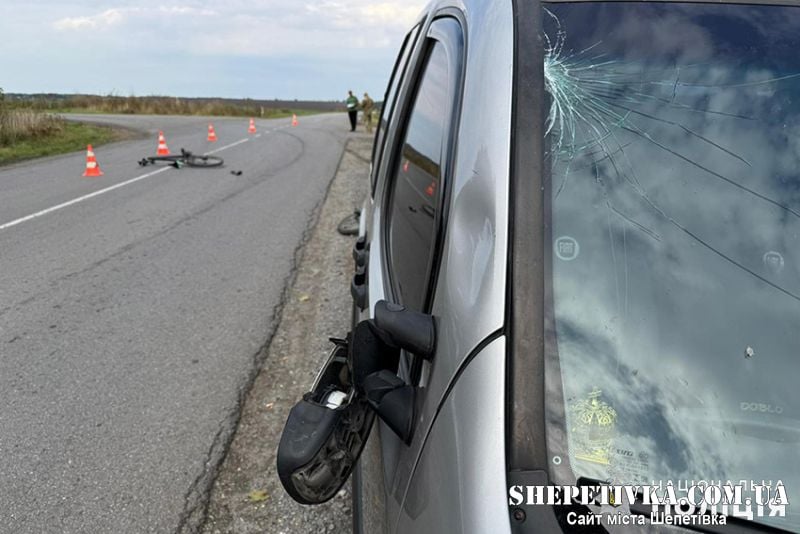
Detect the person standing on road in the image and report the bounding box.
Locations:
[346,90,359,132]
[361,92,375,134]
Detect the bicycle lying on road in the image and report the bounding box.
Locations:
[138,149,224,169]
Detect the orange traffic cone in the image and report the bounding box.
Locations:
[248,118,257,134]
[156,131,170,155]
[291,114,299,127]
[207,124,218,142]
[82,145,103,177]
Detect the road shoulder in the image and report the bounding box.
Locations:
[202,134,372,534]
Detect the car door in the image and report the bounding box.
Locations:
[363,11,467,531]
[362,0,517,531]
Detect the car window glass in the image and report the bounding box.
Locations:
[387,42,449,311]
[542,3,800,531]
[372,25,421,191]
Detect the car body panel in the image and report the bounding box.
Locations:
[396,337,511,533]
[359,0,515,532]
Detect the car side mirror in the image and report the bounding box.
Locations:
[276,303,436,504]
[276,339,375,504]
[363,370,415,443]
[372,300,436,359]
[356,301,436,444]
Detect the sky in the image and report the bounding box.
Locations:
[0,1,424,100]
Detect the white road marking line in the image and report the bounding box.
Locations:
[0,167,170,231]
[0,136,253,232]
[205,137,249,155]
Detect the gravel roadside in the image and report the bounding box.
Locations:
[201,134,372,534]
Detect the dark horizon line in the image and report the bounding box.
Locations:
[4,92,351,104]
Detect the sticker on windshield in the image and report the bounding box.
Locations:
[569,388,616,465]
[555,236,580,261]
[608,449,651,485]
[763,251,785,275]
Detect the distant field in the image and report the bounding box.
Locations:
[7,94,343,118]
[50,105,322,119]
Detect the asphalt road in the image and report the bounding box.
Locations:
[0,113,351,533]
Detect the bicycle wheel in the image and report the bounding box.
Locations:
[186,154,224,168]
[139,156,181,167]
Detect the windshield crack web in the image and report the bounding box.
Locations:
[542,7,800,303]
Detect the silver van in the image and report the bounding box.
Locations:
[279,0,800,532]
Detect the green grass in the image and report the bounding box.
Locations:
[0,121,125,166]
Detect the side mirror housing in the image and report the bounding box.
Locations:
[276,340,374,504]
[373,300,436,359]
[363,370,415,444]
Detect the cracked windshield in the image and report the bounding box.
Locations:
[544,2,800,530]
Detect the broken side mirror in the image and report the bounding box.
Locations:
[276,324,400,505]
[373,300,435,359]
[362,370,415,443]
[277,302,436,504]
[357,301,436,444]
[276,338,374,504]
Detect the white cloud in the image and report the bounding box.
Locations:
[53,5,217,31]
[361,3,422,26]
[53,9,126,30]
[306,1,422,30]
[156,6,217,16]
[39,0,423,58]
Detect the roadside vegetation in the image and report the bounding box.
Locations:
[13,94,325,119]
[0,88,124,166]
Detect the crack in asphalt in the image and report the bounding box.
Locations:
[174,131,350,534]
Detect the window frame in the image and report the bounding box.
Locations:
[380,15,466,318]
[370,24,423,196]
